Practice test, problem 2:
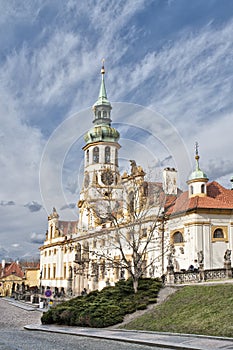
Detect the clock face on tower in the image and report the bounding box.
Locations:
[101,169,114,185]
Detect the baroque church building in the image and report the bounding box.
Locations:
[40,65,233,296]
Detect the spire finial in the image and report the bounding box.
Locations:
[101,58,105,75]
[195,142,199,156]
[195,142,200,170]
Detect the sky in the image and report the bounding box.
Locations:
[1,0,233,260]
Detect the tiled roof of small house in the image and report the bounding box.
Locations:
[165,181,233,216]
[0,262,24,278]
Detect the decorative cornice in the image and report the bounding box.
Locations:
[184,221,210,226]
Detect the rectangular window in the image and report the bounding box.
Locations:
[142,228,147,237]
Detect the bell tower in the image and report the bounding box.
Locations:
[78,62,122,230]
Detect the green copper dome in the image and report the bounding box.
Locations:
[189,168,208,181]
[84,125,120,144]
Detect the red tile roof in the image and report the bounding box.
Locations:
[165,181,233,215]
[58,221,78,235]
[0,262,24,278]
[20,261,40,269]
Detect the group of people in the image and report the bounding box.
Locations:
[81,288,87,296]
[188,259,199,272]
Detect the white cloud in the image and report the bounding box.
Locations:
[0,1,233,258]
[11,243,19,248]
[0,1,41,24]
[0,90,44,202]
[30,232,45,244]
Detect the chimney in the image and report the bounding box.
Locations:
[1,259,5,277]
[163,168,177,195]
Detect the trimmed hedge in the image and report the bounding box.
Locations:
[41,278,162,328]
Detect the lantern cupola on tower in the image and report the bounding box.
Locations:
[84,60,119,145]
[187,143,208,197]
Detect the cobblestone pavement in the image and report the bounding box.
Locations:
[0,299,161,350]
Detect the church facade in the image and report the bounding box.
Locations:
[40,65,233,296]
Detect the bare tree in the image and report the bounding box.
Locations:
[85,162,170,293]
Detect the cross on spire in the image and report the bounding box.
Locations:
[101,58,105,74]
[195,141,199,156]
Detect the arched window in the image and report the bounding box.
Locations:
[213,228,224,239]
[190,185,194,195]
[93,147,99,163]
[143,182,148,196]
[173,231,184,244]
[115,149,118,166]
[86,150,89,165]
[97,111,101,119]
[105,146,111,163]
[201,184,205,193]
[103,111,107,118]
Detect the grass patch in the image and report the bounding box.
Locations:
[122,284,233,337]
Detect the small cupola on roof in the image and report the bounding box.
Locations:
[84,61,120,145]
[187,143,208,198]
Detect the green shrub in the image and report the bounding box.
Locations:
[41,310,54,324]
[86,290,99,298]
[60,307,77,325]
[148,298,157,303]
[40,278,161,328]
[137,303,147,310]
[120,301,137,314]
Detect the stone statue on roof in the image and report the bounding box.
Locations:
[130,160,137,175]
